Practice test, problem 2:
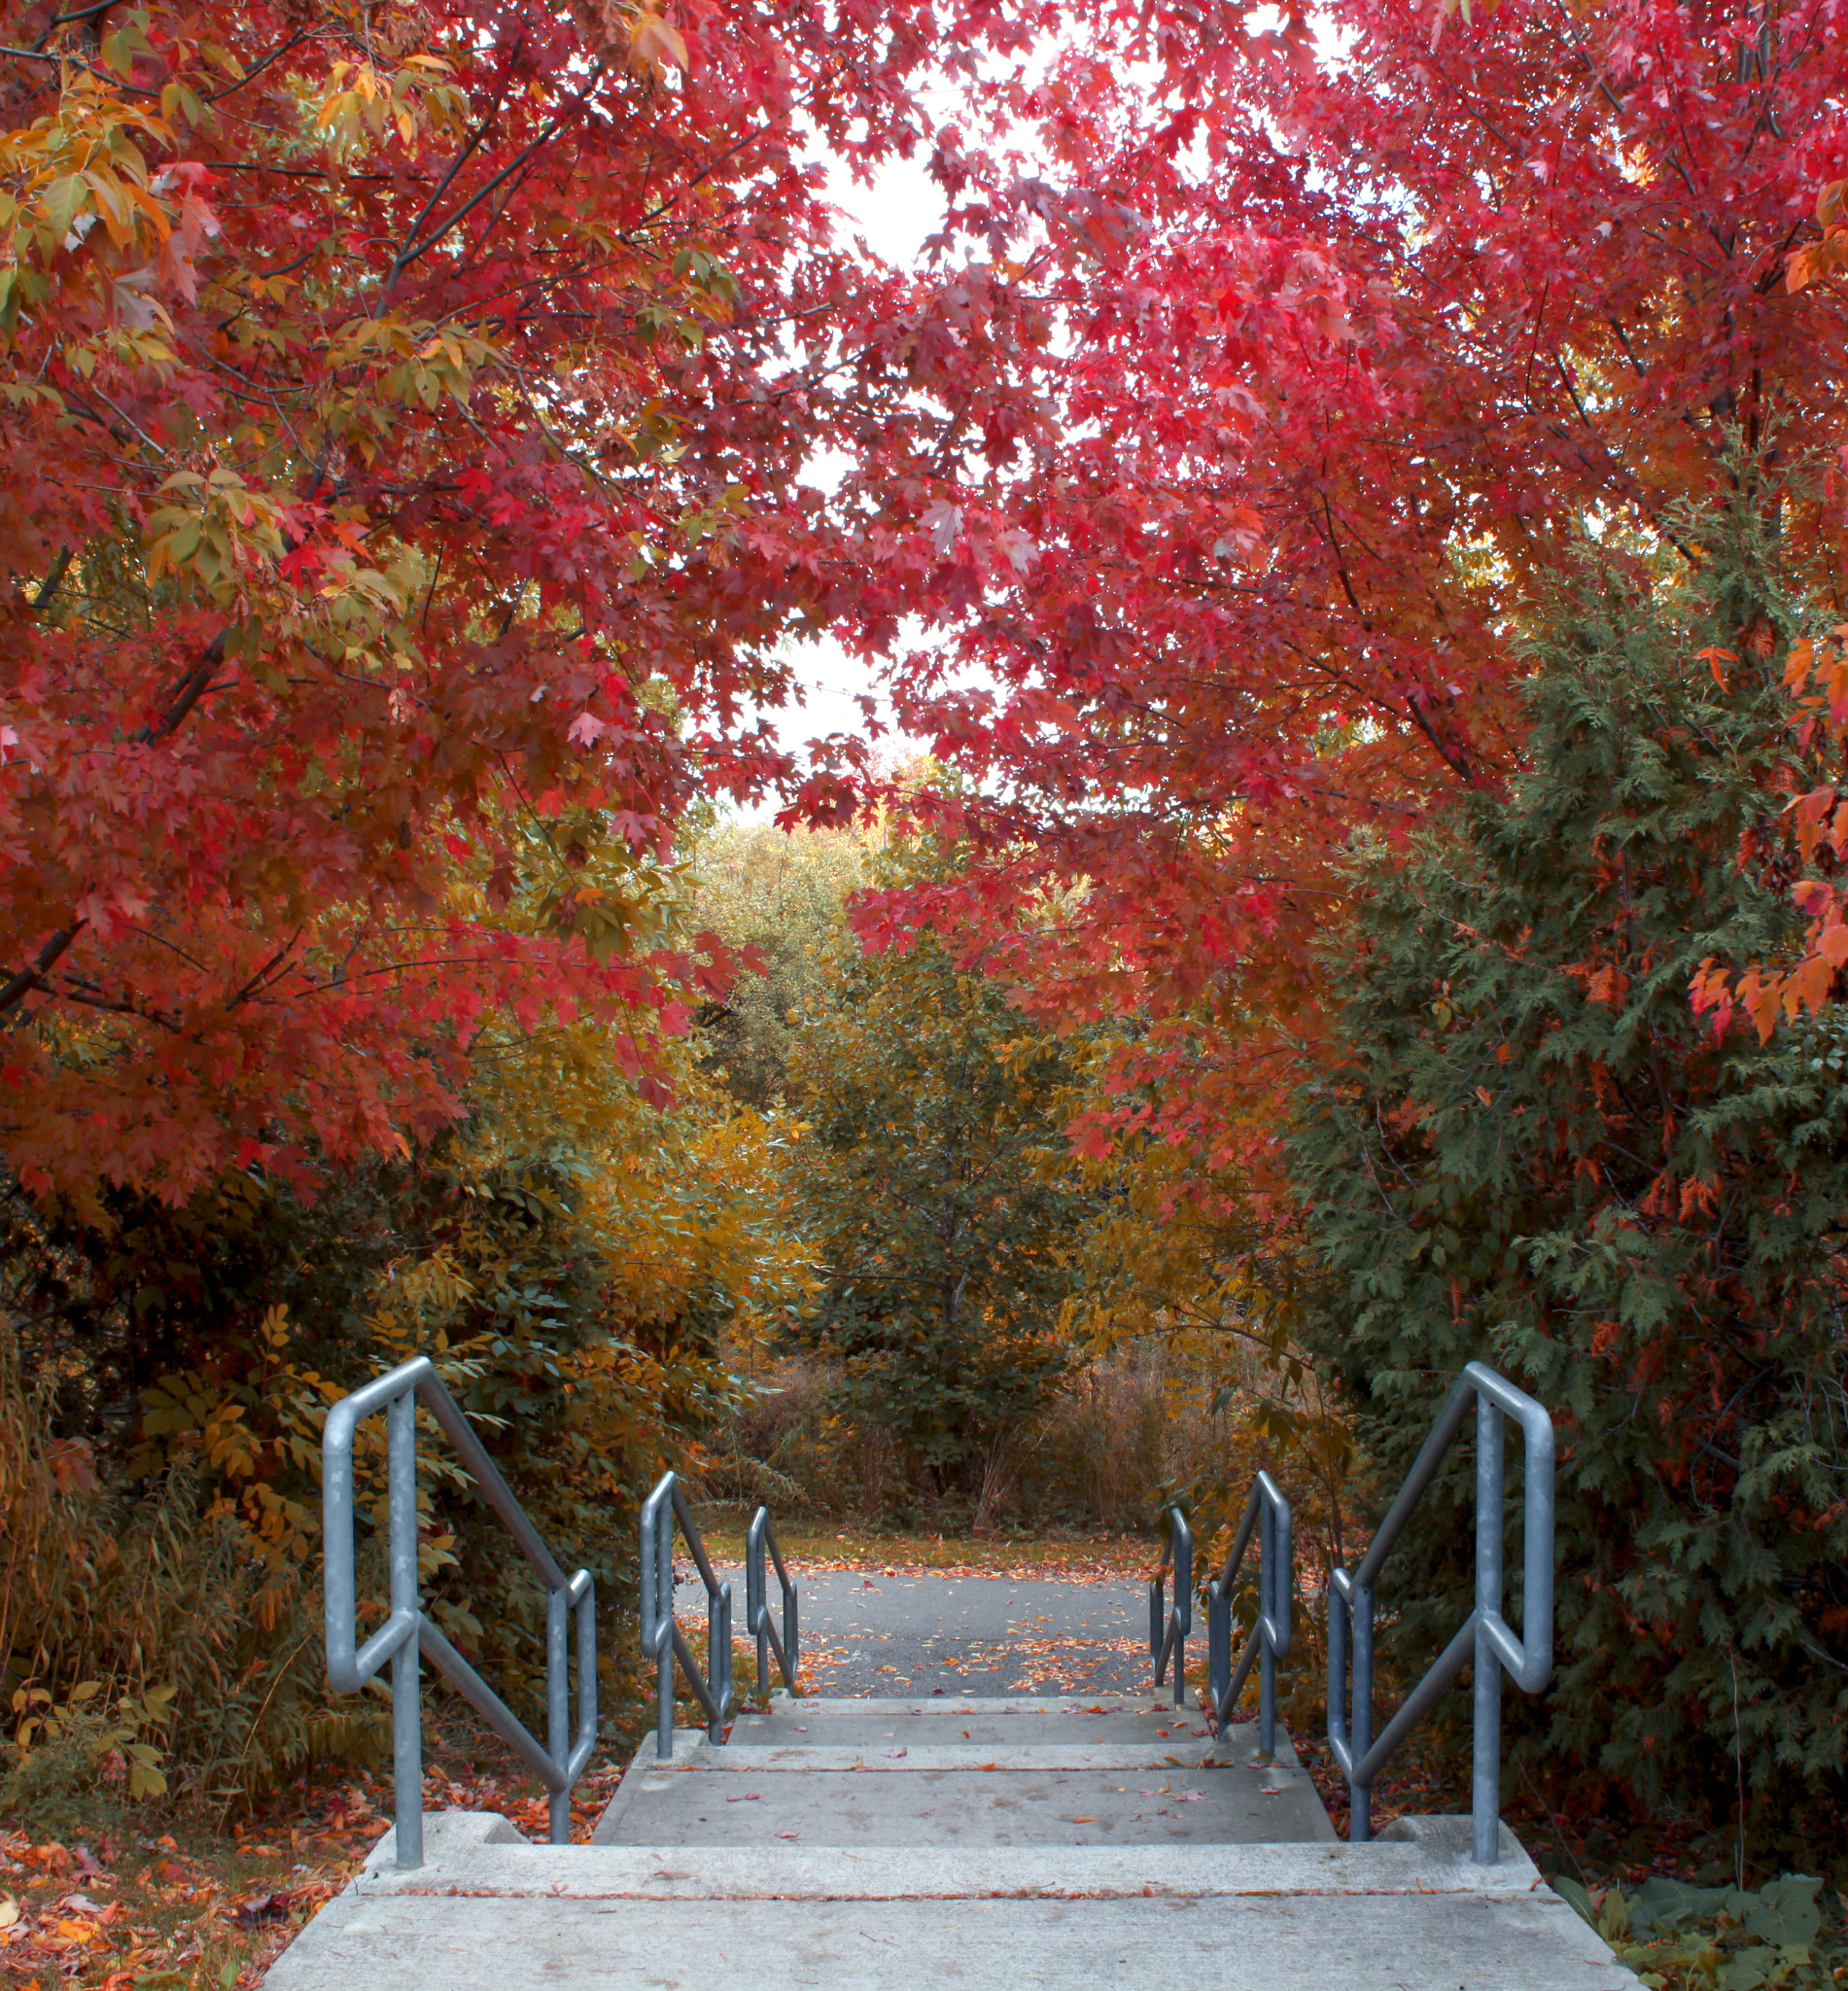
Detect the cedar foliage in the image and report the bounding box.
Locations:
[1290,523,1848,1843]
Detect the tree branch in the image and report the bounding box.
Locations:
[0,923,84,1016]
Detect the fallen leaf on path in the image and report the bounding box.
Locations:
[233,1892,293,1929]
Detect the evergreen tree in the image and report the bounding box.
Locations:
[787,846,1090,1501]
[1290,530,1848,1848]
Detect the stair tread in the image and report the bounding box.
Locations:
[725,1701,1212,1751]
[264,1883,1641,1990]
[593,1759,1335,1847]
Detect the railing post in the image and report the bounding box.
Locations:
[547,1586,570,1845]
[386,1387,424,1871]
[748,1516,767,1699]
[1473,1389,1505,1865]
[1349,1583,1374,1842]
[325,1361,603,1855]
[652,1503,674,1758]
[1171,1519,1191,1707]
[1258,1497,1279,1760]
[709,1581,732,1742]
[1207,1580,1229,1717]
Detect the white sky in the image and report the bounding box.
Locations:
[724,151,959,820]
[721,9,1351,821]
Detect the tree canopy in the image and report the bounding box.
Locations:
[9,0,1848,1855]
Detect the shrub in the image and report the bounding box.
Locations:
[1289,526,1848,1853]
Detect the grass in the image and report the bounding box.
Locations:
[0,1731,626,1991]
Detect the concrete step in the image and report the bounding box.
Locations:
[593,1763,1332,1847]
[725,1694,1210,1753]
[263,1814,1643,1990]
[595,1716,1334,1846]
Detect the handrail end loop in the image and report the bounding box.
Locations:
[1326,1361,1555,1867]
[320,1361,602,1870]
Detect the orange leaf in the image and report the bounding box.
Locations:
[629,12,688,74]
[1790,953,1834,1018]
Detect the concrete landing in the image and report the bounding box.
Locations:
[264,1814,1641,1991]
[266,1889,1637,1990]
[713,1571,1146,1695]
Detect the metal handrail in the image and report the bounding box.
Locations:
[640,1470,733,1758]
[1205,1471,1293,1758]
[322,1356,598,1871]
[1327,1360,1554,1865]
[746,1504,800,1698]
[1148,1505,1193,1706]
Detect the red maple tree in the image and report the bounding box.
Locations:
[836,0,1848,1173]
[0,0,1050,1200]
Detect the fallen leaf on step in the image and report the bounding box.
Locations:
[1174,1791,1206,1802]
[1068,1818,1097,1824]
[776,1833,799,1840]
[883,1748,907,1759]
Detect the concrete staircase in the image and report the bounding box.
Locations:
[265,1693,1641,1988]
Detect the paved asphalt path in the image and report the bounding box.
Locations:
[681,1566,1158,1697]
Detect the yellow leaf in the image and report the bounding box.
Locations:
[630,12,689,74]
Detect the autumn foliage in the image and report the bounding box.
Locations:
[8,0,1848,1875]
[850,0,1848,1121]
[0,0,1063,1202]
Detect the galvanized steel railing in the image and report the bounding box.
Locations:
[1327,1361,1554,1865]
[746,1503,799,1698]
[1148,1505,1193,1707]
[640,1470,733,1757]
[322,1356,598,1871]
[1205,1471,1293,1759]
